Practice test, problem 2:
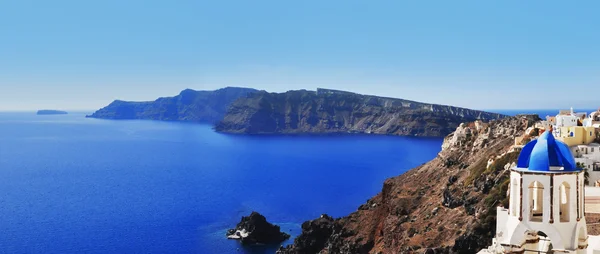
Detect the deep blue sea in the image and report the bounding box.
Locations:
[0,112,444,254]
[0,109,588,253]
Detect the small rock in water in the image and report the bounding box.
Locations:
[226,211,291,245]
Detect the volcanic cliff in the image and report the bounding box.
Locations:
[87,87,257,123]
[277,114,542,254]
[215,88,505,137]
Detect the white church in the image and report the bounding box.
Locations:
[481,127,600,253]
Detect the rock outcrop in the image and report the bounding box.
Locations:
[227,211,290,245]
[87,87,258,123]
[278,115,542,254]
[215,88,506,137]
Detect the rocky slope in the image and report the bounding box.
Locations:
[277,114,542,254]
[87,87,257,123]
[215,88,506,137]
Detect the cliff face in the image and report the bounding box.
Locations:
[278,115,542,254]
[87,87,258,123]
[215,88,506,137]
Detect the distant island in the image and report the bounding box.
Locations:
[89,87,506,137]
[37,110,68,115]
[87,87,258,123]
[215,88,506,137]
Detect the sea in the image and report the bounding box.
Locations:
[0,109,590,253]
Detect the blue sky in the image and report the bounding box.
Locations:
[0,1,599,111]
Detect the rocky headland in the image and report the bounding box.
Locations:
[277,114,543,254]
[215,88,506,137]
[87,87,258,123]
[37,110,68,115]
[88,87,505,137]
[227,211,290,245]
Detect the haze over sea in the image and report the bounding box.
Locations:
[0,109,587,253]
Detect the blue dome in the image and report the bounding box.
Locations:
[517,130,579,171]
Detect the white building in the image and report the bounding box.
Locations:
[572,144,600,162]
[572,144,600,186]
[556,108,580,128]
[583,110,600,128]
[480,129,600,253]
[545,108,600,187]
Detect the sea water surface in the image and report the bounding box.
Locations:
[0,113,444,253]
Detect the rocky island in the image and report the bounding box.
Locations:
[89,87,506,137]
[277,115,543,254]
[215,88,506,137]
[227,211,290,245]
[37,110,68,115]
[87,87,258,123]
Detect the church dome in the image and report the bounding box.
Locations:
[517,130,579,171]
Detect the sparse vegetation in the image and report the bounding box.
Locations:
[464,157,489,186]
[484,152,519,175]
[465,152,519,186]
[577,162,590,185]
[459,152,518,249]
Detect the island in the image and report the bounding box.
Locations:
[88,87,507,137]
[215,88,506,137]
[86,87,258,123]
[37,110,68,115]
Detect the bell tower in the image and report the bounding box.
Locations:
[496,129,588,253]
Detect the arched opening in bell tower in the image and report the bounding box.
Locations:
[529,181,544,222]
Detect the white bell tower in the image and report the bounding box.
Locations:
[495,128,588,253]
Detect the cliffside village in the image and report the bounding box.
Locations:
[516,108,600,186]
[479,108,600,253]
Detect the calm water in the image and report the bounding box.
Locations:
[0,113,443,253]
[491,109,598,118]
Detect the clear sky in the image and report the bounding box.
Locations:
[1,0,599,111]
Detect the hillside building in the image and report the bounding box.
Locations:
[555,126,597,147]
[583,109,600,128]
